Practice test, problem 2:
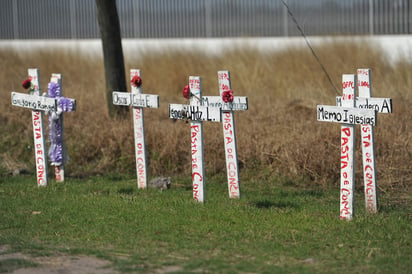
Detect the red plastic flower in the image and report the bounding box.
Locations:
[131,75,142,88]
[222,89,234,103]
[183,85,191,99]
[22,79,32,89]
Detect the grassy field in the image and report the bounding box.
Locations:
[0,175,411,273]
[0,39,411,272]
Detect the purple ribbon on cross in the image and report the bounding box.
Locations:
[47,82,75,165]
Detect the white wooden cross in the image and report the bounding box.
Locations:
[169,76,222,203]
[336,69,392,213]
[11,69,48,186]
[201,70,248,199]
[317,74,377,220]
[112,69,159,189]
[47,73,76,182]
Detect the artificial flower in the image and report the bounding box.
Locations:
[131,75,142,87]
[183,85,191,99]
[22,79,32,89]
[48,82,61,97]
[222,89,234,103]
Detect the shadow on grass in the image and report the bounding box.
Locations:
[252,200,299,209]
[117,187,135,195]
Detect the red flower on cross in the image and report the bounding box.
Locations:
[222,89,234,103]
[22,79,32,90]
[183,85,191,99]
[131,75,142,88]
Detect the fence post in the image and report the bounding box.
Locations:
[70,0,77,39]
[283,0,288,36]
[205,0,212,37]
[12,0,19,39]
[369,0,374,35]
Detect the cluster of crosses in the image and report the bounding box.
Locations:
[317,69,392,220]
[12,68,248,204]
[11,69,76,185]
[11,68,392,220]
[113,70,248,203]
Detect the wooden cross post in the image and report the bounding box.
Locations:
[169,76,222,203]
[112,69,159,189]
[20,69,48,186]
[317,74,377,220]
[201,70,248,199]
[336,69,392,213]
[47,73,76,182]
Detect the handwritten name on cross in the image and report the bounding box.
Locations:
[169,76,222,203]
[317,74,377,220]
[11,69,48,186]
[336,69,392,214]
[48,73,76,182]
[112,69,159,189]
[201,70,248,199]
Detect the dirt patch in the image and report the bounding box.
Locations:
[0,245,118,274]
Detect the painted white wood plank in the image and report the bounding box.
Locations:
[130,69,148,189]
[11,92,57,111]
[189,76,205,203]
[340,74,356,220]
[112,91,132,106]
[132,94,159,108]
[218,70,240,199]
[113,91,159,108]
[169,104,222,122]
[336,96,392,113]
[28,68,48,186]
[357,68,378,213]
[201,96,248,111]
[317,105,377,126]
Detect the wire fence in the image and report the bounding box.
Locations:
[1,0,411,39]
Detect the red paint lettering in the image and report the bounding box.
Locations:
[192,172,203,181]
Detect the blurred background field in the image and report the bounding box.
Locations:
[0,38,411,195]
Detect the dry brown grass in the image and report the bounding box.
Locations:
[1,40,411,192]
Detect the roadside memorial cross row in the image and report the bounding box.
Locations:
[112,69,159,189]
[169,76,222,203]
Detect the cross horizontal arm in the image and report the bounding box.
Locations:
[11,92,76,112]
[336,96,392,113]
[201,96,248,111]
[169,104,222,122]
[113,91,159,108]
[317,105,377,126]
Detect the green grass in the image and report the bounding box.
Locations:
[0,174,410,273]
